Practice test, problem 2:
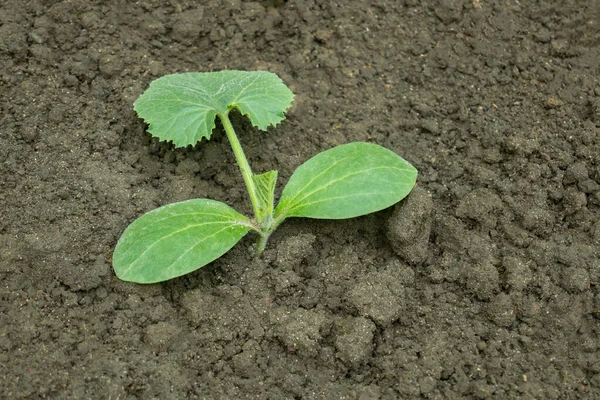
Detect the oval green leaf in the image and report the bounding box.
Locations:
[133,70,294,147]
[274,142,417,220]
[113,199,254,283]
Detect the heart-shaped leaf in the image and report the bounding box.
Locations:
[274,142,417,220]
[113,199,254,283]
[133,70,294,147]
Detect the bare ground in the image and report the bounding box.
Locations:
[1,0,599,398]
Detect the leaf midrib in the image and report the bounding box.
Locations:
[120,220,242,277]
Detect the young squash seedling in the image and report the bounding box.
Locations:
[113,70,417,283]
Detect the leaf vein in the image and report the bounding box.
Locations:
[121,220,237,276]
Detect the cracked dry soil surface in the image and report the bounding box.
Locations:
[1,0,600,398]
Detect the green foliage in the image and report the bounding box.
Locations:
[133,70,294,147]
[113,70,418,283]
[113,199,253,283]
[253,170,278,220]
[275,142,417,220]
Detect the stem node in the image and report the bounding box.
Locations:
[218,111,275,253]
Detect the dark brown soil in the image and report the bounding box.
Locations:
[1,0,599,398]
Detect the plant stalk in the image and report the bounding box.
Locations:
[218,111,262,221]
[256,233,270,255]
[218,111,281,256]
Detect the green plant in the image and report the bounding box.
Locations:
[113,70,417,283]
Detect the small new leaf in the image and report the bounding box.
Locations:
[275,142,417,220]
[134,70,294,147]
[113,199,254,283]
[253,170,278,219]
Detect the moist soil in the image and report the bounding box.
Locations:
[1,0,599,399]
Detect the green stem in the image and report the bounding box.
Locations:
[256,233,270,256]
[218,111,261,221]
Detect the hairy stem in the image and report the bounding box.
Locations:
[219,111,279,255]
[256,233,270,256]
[218,111,261,221]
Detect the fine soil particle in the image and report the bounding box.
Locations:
[1,0,600,398]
